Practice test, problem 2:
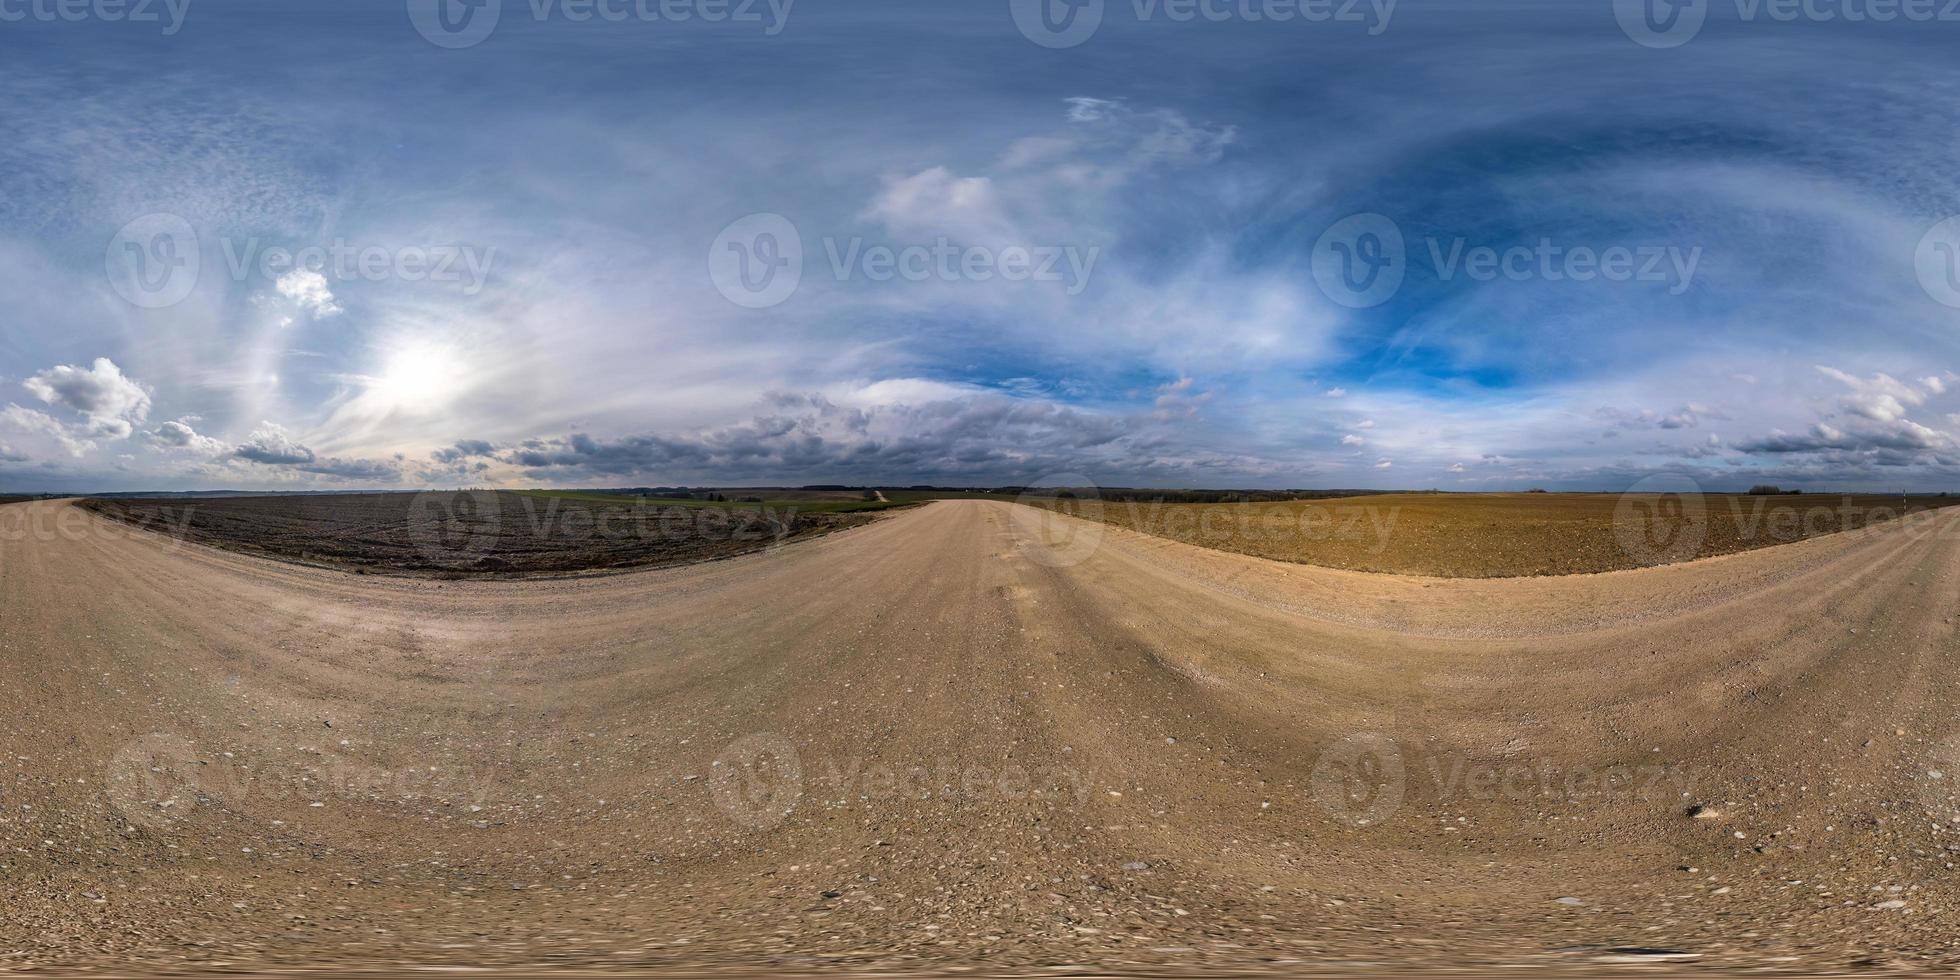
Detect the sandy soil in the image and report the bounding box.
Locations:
[3,498,1959,975]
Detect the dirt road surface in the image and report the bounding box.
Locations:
[4,498,1959,975]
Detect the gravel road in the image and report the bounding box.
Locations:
[3,498,1958,974]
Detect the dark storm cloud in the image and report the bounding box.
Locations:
[1736,424,1947,456]
[431,440,498,464]
[491,391,1182,485]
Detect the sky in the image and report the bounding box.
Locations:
[3,0,1960,493]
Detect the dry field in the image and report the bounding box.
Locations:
[79,491,880,577]
[7,497,1960,975]
[1028,491,1960,577]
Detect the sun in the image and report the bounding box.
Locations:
[371,341,467,413]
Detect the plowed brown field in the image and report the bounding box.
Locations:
[78,491,876,577]
[1029,491,1960,576]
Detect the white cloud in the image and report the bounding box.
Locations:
[1341,434,1365,446]
[276,269,343,318]
[1150,376,1212,420]
[1815,366,1932,423]
[88,417,133,440]
[860,166,1016,246]
[1325,387,1347,398]
[1,405,92,458]
[234,422,315,465]
[999,136,1077,170]
[1064,97,1116,123]
[847,377,981,408]
[22,358,151,435]
[1058,98,1236,169]
[149,419,227,456]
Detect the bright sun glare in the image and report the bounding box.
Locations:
[371,342,466,413]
